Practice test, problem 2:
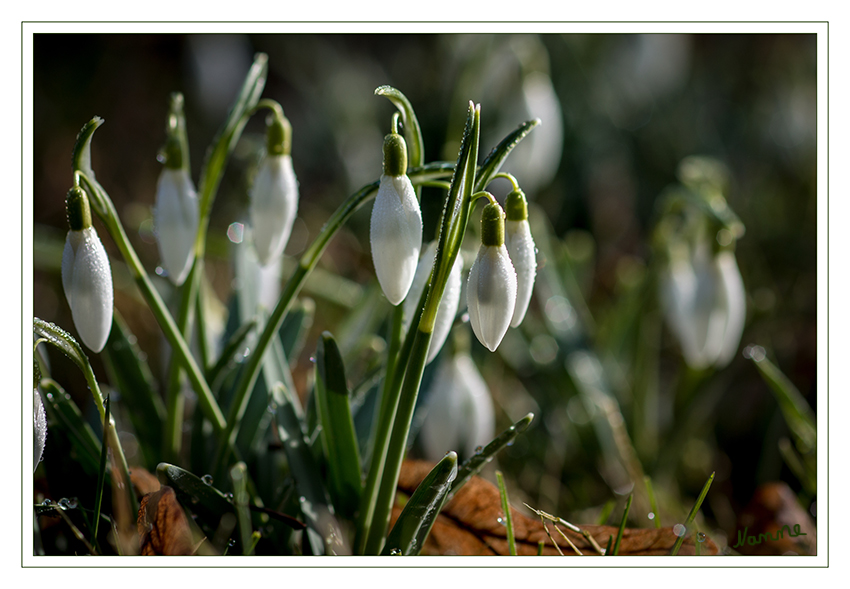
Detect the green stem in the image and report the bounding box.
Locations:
[78,172,227,434]
[213,164,456,469]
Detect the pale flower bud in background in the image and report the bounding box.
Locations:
[419,352,495,462]
[403,241,463,364]
[154,167,199,285]
[250,154,299,266]
[661,241,746,369]
[34,388,47,472]
[467,202,517,352]
[370,133,422,305]
[62,186,113,353]
[504,189,537,327]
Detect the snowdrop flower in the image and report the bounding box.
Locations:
[34,388,47,472]
[61,186,113,352]
[467,201,517,352]
[403,241,463,364]
[370,132,422,305]
[250,114,299,267]
[154,161,199,285]
[504,188,537,327]
[661,239,746,369]
[419,352,495,462]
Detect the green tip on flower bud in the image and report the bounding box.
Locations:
[66,186,92,231]
[505,189,528,221]
[266,113,292,156]
[480,201,505,247]
[382,132,408,177]
[162,134,183,169]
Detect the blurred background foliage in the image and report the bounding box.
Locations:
[32,33,817,553]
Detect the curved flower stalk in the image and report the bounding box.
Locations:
[370,132,422,305]
[661,240,746,369]
[250,113,299,266]
[403,241,463,364]
[61,186,113,352]
[419,352,495,462]
[467,201,517,352]
[504,188,537,327]
[33,387,47,472]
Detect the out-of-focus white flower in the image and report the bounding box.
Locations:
[154,167,199,285]
[370,133,422,305]
[467,202,517,352]
[419,353,495,462]
[504,189,536,327]
[250,153,299,266]
[62,187,113,353]
[403,241,463,364]
[34,388,47,472]
[661,241,746,369]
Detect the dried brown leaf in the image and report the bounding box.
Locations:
[734,482,816,555]
[137,486,198,555]
[130,467,161,496]
[395,460,718,556]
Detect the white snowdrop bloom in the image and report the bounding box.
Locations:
[661,241,746,369]
[61,187,113,352]
[154,167,199,285]
[370,133,422,305]
[403,241,463,364]
[504,189,537,327]
[34,388,47,472]
[467,202,517,352]
[250,154,299,266]
[419,353,495,462]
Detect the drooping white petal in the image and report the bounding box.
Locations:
[250,154,299,267]
[61,227,114,352]
[419,353,495,462]
[505,219,537,327]
[402,242,463,365]
[34,388,47,472]
[370,174,422,305]
[660,253,704,367]
[714,250,746,368]
[467,245,517,352]
[154,167,199,285]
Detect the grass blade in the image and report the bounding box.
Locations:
[382,452,457,555]
[91,395,111,545]
[644,475,662,529]
[314,332,363,521]
[230,462,253,555]
[156,463,236,532]
[38,379,102,475]
[611,493,633,556]
[496,471,517,556]
[670,471,715,555]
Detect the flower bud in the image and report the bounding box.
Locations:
[370,133,422,305]
[250,114,299,266]
[34,388,47,472]
[467,202,517,352]
[62,187,113,352]
[403,241,463,364]
[505,189,536,327]
[154,166,199,285]
[419,352,495,462]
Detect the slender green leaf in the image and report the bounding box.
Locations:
[206,317,258,387]
[100,311,165,465]
[92,396,111,544]
[314,332,363,521]
[448,413,534,501]
[38,379,101,476]
[496,471,517,556]
[749,350,816,455]
[612,494,632,556]
[382,452,457,556]
[156,463,236,532]
[71,117,107,215]
[374,85,424,168]
[230,462,253,555]
[670,471,715,555]
[644,475,662,529]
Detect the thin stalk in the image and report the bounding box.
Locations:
[496,471,517,556]
[78,172,227,434]
[670,471,715,555]
[644,475,662,529]
[611,493,633,556]
[214,164,456,468]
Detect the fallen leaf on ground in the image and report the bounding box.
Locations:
[137,486,198,555]
[393,460,718,555]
